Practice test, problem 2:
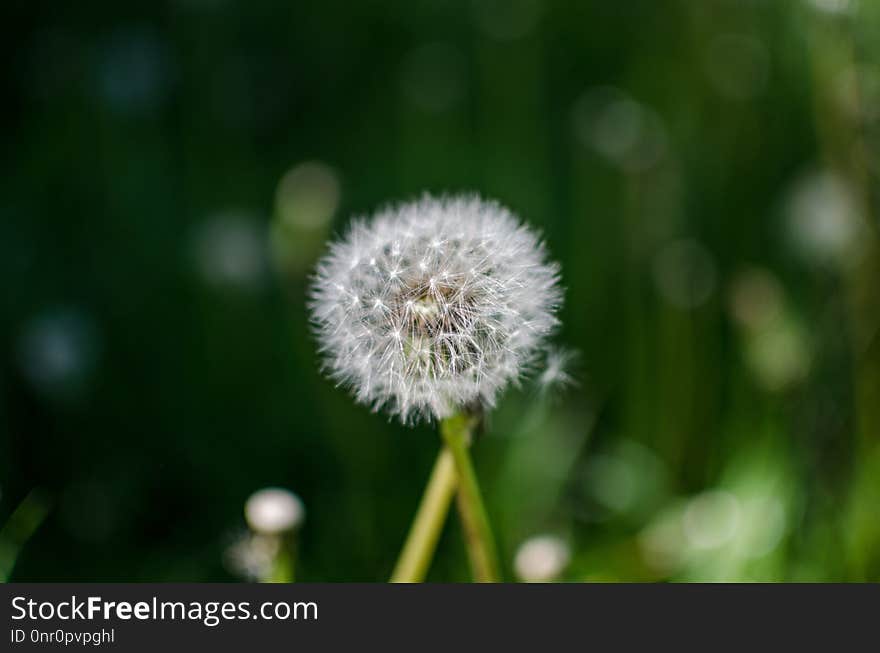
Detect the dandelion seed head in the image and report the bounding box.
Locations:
[244,488,305,535]
[225,532,280,582]
[514,534,571,582]
[309,194,562,423]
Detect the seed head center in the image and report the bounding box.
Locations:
[411,294,442,321]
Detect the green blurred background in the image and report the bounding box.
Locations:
[2,0,879,582]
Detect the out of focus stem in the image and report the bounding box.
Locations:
[268,539,295,583]
[390,447,458,582]
[441,412,501,583]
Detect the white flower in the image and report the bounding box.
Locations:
[244,488,305,535]
[309,194,562,423]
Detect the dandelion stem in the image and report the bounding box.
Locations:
[441,412,501,583]
[390,447,458,582]
[268,539,295,583]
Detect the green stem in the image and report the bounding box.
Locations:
[441,413,501,583]
[390,447,458,582]
[0,489,51,582]
[267,537,295,583]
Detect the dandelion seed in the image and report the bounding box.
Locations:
[309,194,562,423]
[537,346,577,393]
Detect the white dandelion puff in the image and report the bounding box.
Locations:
[514,534,571,582]
[309,194,562,423]
[244,488,305,535]
[225,532,280,582]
